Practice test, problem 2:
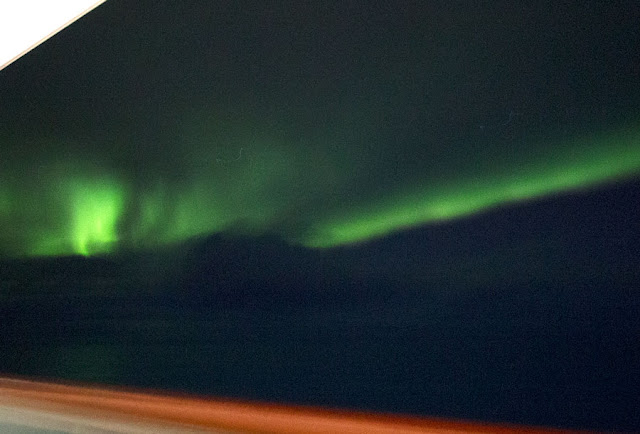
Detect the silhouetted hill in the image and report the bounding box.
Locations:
[2,178,639,310]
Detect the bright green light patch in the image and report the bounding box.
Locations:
[301,125,640,248]
[67,178,126,256]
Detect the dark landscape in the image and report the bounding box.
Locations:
[2,178,639,431]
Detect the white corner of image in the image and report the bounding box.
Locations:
[0,0,107,71]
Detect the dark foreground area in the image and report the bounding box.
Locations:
[1,179,639,431]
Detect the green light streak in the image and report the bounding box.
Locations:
[29,177,126,257]
[68,178,125,256]
[300,125,640,247]
[1,121,639,257]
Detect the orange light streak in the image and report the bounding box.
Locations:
[0,377,594,433]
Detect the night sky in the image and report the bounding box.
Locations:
[1,0,640,431]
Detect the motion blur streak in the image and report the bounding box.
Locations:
[0,377,592,433]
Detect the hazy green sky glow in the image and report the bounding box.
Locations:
[0,189,10,215]
[2,1,639,258]
[301,126,640,247]
[1,121,638,258]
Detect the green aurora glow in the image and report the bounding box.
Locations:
[301,125,640,247]
[2,1,639,259]
[27,177,126,257]
[1,120,639,258]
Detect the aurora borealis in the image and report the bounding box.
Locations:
[1,121,639,256]
[1,1,639,257]
[301,125,640,247]
[2,2,640,431]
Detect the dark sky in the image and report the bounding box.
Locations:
[1,0,639,256]
[1,1,640,431]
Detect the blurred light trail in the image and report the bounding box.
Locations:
[0,377,593,433]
